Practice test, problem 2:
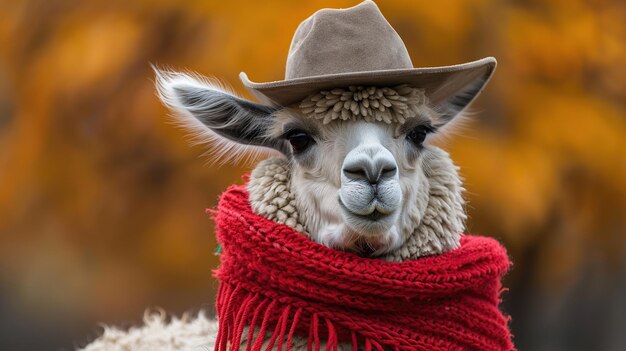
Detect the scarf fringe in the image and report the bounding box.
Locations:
[216,283,395,351]
[215,270,511,350]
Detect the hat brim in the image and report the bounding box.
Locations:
[240,57,496,107]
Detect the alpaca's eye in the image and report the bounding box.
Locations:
[285,130,313,153]
[406,125,433,146]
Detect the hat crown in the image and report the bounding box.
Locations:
[285,1,413,80]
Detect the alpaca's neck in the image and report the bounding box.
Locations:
[247,148,465,261]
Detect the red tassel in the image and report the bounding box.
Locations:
[286,308,302,351]
[246,299,269,351]
[351,331,358,351]
[215,284,235,351]
[231,293,258,351]
[364,338,372,351]
[251,300,277,351]
[276,306,291,351]
[307,316,313,351]
[312,314,320,351]
[325,318,338,351]
[265,305,290,351]
[223,285,242,351]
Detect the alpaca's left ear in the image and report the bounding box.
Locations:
[154,67,289,160]
[429,61,496,128]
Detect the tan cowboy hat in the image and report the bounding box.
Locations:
[240,0,496,109]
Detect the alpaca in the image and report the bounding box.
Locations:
[142,67,486,351]
[154,69,478,261]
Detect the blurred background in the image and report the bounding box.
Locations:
[1,0,625,350]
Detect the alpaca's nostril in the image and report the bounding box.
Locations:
[343,166,369,181]
[343,165,380,184]
[370,163,397,184]
[380,165,397,180]
[343,162,398,184]
[342,146,398,185]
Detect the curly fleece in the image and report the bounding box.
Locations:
[299,85,428,124]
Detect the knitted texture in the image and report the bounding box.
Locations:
[299,85,429,124]
[214,184,514,351]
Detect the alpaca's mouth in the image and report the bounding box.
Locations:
[337,197,393,222]
[353,210,387,221]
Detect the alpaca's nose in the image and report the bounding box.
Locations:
[342,145,398,184]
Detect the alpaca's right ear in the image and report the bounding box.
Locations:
[154,67,288,160]
[428,59,496,128]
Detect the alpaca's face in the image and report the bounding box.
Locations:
[156,70,476,256]
[268,109,434,256]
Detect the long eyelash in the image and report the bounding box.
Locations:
[402,123,436,136]
[281,129,301,139]
[423,124,437,134]
[281,125,319,142]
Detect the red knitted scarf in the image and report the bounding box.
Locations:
[212,184,514,351]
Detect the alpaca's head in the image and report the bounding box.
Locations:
[156,69,486,257]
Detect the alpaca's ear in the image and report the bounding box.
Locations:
[154,68,288,159]
[429,62,495,128]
